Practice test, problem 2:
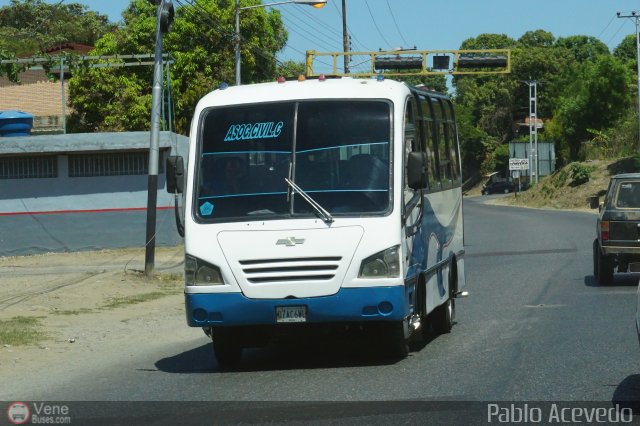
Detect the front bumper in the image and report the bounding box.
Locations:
[185,286,409,327]
[601,245,640,255]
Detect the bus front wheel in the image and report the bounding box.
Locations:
[212,328,243,369]
[384,320,409,358]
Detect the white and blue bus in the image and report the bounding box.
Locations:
[167,76,467,367]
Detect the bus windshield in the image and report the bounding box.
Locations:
[196,100,391,221]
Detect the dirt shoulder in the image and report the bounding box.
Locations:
[0,245,192,396]
[485,158,637,211]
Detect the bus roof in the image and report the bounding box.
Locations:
[195,77,415,111]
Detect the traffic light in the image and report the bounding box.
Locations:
[457,54,508,69]
[432,55,450,70]
[159,1,174,34]
[147,0,174,34]
[374,56,422,71]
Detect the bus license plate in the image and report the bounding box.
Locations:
[276,306,307,323]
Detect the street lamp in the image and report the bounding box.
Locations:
[146,0,174,277]
[235,0,327,85]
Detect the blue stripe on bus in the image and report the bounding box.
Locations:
[297,141,389,154]
[199,191,287,200]
[185,285,409,326]
[200,143,389,157]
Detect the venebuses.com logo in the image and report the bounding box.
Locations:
[7,402,30,425]
[6,401,72,424]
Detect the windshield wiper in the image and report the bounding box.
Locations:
[285,178,334,224]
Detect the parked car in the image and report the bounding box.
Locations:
[481,179,515,195]
[593,173,640,284]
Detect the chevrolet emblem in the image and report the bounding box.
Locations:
[276,237,306,247]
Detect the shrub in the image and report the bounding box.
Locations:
[569,163,595,185]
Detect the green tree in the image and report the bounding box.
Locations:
[518,30,555,48]
[276,60,305,79]
[454,102,488,177]
[459,33,517,50]
[396,74,447,93]
[554,35,609,63]
[67,0,287,134]
[0,0,115,56]
[614,34,636,62]
[454,33,518,139]
[510,46,576,119]
[550,55,632,160]
[613,34,637,73]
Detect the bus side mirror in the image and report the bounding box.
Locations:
[407,152,427,190]
[166,155,184,194]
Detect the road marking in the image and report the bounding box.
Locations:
[524,304,566,308]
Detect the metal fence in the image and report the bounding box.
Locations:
[508,141,556,178]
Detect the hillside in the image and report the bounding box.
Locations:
[499,157,640,210]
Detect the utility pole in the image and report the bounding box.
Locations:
[235,0,241,85]
[617,11,640,152]
[524,80,538,184]
[145,0,174,278]
[342,0,349,74]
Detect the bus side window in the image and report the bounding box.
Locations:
[404,99,417,152]
[448,122,460,183]
[443,100,460,184]
[436,98,452,189]
[420,96,440,192]
[404,98,419,191]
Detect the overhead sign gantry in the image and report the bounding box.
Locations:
[305,49,511,77]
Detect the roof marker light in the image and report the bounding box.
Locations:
[376,75,385,82]
[277,76,286,83]
[298,74,306,82]
[318,74,326,81]
[219,82,229,90]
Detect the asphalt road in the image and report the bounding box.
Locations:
[13,196,640,423]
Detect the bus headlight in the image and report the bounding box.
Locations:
[185,255,224,286]
[358,245,400,278]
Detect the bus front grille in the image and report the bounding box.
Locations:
[239,257,342,284]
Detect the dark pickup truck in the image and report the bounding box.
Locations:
[593,173,640,284]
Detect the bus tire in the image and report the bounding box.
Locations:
[385,321,409,359]
[212,328,242,369]
[416,273,430,341]
[431,298,454,334]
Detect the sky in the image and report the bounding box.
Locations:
[2,0,640,74]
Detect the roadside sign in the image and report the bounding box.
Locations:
[509,158,529,171]
[512,170,520,179]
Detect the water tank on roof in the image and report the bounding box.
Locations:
[0,110,34,137]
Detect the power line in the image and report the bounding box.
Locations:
[597,14,616,39]
[385,0,409,47]
[280,9,342,51]
[330,0,372,51]
[286,5,343,39]
[363,0,392,49]
[280,14,338,53]
[606,19,630,48]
